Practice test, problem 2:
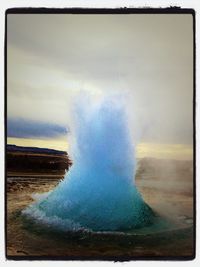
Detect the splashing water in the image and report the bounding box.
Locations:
[23,96,154,232]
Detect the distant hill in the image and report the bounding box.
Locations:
[7,144,66,155]
[6,144,71,175]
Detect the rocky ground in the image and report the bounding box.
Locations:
[6,156,194,260]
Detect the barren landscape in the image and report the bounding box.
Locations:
[6,145,194,260]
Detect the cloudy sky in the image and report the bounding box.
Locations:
[7,13,193,159]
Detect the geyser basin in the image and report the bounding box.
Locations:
[23,97,155,232]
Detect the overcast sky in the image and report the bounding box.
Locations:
[7,14,193,145]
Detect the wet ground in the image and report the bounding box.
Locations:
[6,158,194,260]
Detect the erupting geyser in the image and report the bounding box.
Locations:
[23,96,154,232]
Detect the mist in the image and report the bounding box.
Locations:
[7,14,193,147]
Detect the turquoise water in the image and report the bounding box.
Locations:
[23,97,154,231]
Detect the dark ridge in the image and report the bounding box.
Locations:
[7,144,66,155]
[6,145,72,175]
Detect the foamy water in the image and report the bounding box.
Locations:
[23,96,154,231]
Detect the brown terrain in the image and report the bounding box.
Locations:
[6,145,194,260]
